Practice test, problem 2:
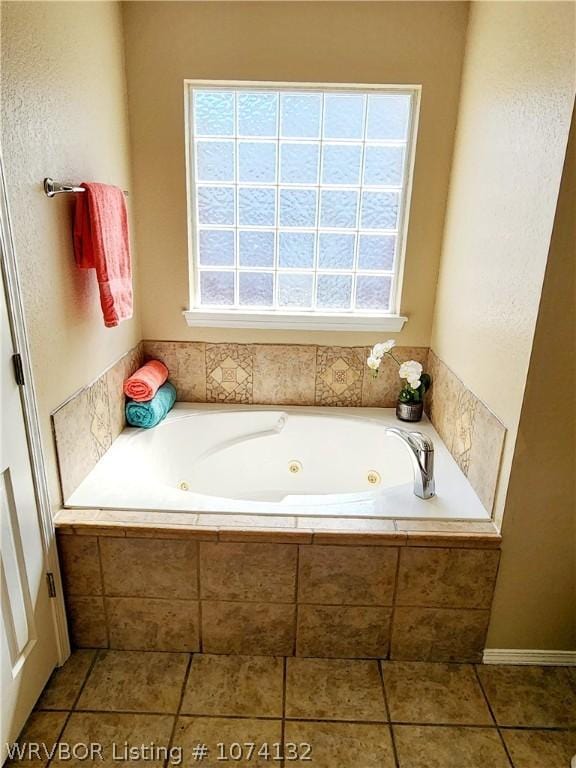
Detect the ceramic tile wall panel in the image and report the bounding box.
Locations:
[52,343,143,501]
[58,532,499,662]
[142,340,206,401]
[426,350,506,513]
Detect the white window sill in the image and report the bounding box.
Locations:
[183,309,408,332]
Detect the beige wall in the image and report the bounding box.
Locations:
[430,1,575,527]
[487,108,576,651]
[122,0,469,346]
[1,1,141,511]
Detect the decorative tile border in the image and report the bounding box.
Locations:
[426,350,506,513]
[57,531,501,662]
[142,340,429,409]
[51,344,143,502]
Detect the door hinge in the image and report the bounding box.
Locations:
[46,572,57,598]
[12,353,25,386]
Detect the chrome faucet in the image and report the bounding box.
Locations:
[385,427,435,499]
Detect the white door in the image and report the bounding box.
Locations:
[1,267,60,756]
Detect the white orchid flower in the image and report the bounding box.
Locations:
[367,355,381,371]
[408,377,422,390]
[399,360,423,382]
[372,340,396,358]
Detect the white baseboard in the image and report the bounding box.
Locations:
[483,649,576,666]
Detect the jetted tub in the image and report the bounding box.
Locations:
[67,404,490,520]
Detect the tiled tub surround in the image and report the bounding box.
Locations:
[142,340,505,512]
[65,404,490,520]
[56,528,501,662]
[50,340,505,515]
[51,343,143,501]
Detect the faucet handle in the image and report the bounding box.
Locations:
[406,431,434,453]
[385,427,434,453]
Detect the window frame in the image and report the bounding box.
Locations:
[184,80,421,331]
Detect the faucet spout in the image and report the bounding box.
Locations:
[385,427,435,499]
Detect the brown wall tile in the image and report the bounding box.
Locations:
[426,349,506,513]
[396,547,500,609]
[252,344,317,405]
[202,601,296,655]
[298,545,398,605]
[391,606,490,662]
[100,537,198,599]
[106,597,199,651]
[297,605,392,658]
[65,596,108,648]
[57,535,102,596]
[199,542,297,602]
[467,401,506,512]
[105,344,144,441]
[52,378,112,502]
[143,340,206,401]
[362,347,428,407]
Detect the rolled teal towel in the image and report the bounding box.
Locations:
[125,381,176,429]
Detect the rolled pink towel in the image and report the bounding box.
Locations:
[123,360,169,402]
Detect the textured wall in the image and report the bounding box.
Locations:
[428,1,575,649]
[487,109,576,651]
[430,1,575,526]
[1,1,142,511]
[122,0,469,346]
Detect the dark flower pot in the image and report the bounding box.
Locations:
[396,400,424,422]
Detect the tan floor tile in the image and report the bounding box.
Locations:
[396,547,500,609]
[382,661,493,725]
[393,725,510,768]
[50,712,174,767]
[199,542,297,602]
[296,605,391,658]
[476,665,576,727]
[106,597,199,652]
[298,544,397,605]
[76,650,189,713]
[284,721,396,768]
[285,658,386,722]
[7,711,67,768]
[100,538,198,599]
[36,650,96,710]
[172,716,282,767]
[57,536,102,595]
[180,654,283,717]
[501,728,576,768]
[201,601,295,655]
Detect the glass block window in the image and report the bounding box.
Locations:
[188,84,417,314]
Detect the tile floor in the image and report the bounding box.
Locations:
[9,650,576,768]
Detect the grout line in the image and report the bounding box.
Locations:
[378,661,400,768]
[473,664,515,767]
[281,657,288,768]
[292,546,301,656]
[45,649,101,768]
[386,546,403,660]
[96,538,111,648]
[196,543,203,653]
[163,653,193,768]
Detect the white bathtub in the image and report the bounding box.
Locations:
[67,404,490,521]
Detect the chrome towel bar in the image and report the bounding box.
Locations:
[43,178,128,197]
